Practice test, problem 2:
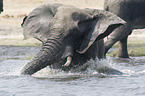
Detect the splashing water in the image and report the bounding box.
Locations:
[86,58,112,73]
[1,57,145,79]
[0,58,115,79]
[32,57,123,79]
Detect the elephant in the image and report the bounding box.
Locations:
[0,0,3,13]
[20,3,125,75]
[104,0,145,58]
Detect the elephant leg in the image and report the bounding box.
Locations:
[118,29,132,58]
[104,25,126,55]
[104,23,132,57]
[118,36,129,58]
[104,37,118,55]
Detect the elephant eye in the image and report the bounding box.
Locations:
[78,21,90,34]
[67,26,80,35]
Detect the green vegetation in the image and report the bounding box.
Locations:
[128,47,145,57]
[106,36,145,57]
[107,47,145,57]
[0,38,41,47]
[23,55,35,60]
[1,55,35,60]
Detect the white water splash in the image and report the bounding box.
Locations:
[1,58,145,79]
[86,58,112,71]
[32,58,118,78]
[138,70,145,74]
[32,66,82,78]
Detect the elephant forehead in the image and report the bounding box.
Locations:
[49,6,92,33]
[56,5,92,21]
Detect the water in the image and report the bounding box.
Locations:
[0,47,145,96]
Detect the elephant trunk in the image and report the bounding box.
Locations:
[21,38,65,75]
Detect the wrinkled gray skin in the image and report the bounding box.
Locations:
[104,0,145,58]
[20,3,125,75]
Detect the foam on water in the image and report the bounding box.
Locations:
[0,67,22,79]
[1,57,145,79]
[86,58,112,72]
[32,58,122,78]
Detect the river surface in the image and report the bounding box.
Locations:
[0,46,145,96]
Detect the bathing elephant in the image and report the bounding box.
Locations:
[104,0,145,58]
[20,3,125,75]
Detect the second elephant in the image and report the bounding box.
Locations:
[104,0,145,58]
[20,3,125,75]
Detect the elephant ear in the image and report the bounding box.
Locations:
[21,3,62,43]
[77,9,126,53]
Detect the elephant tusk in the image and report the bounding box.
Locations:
[76,47,88,54]
[62,56,72,67]
[76,49,86,54]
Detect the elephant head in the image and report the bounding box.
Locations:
[21,3,125,75]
